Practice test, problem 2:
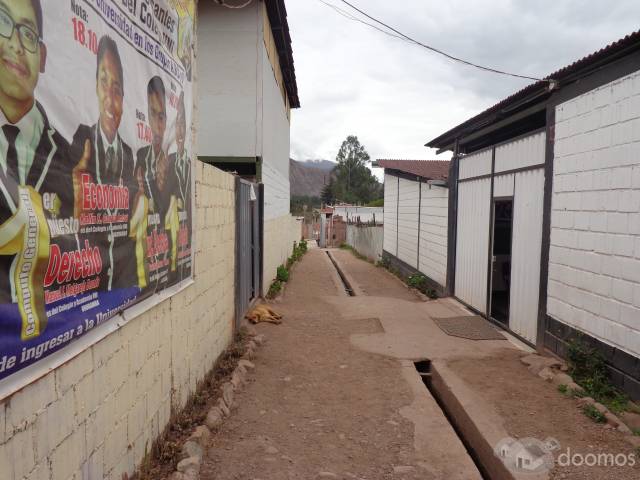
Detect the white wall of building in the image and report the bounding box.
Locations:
[459,148,492,180]
[261,41,292,220]
[495,131,546,173]
[0,165,236,480]
[197,2,296,289]
[383,174,398,255]
[197,1,260,158]
[455,178,491,313]
[418,183,448,287]
[397,178,420,268]
[383,173,448,288]
[510,168,545,344]
[548,69,640,357]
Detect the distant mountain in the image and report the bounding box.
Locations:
[299,159,336,172]
[290,159,335,197]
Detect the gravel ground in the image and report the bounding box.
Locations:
[200,249,434,479]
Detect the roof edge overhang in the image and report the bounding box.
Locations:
[265,0,300,108]
[426,30,640,153]
[382,168,449,186]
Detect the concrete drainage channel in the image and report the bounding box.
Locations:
[325,250,355,296]
[415,360,517,480]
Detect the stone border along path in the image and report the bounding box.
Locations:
[167,333,266,480]
[520,353,640,448]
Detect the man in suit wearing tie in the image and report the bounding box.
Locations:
[0,0,73,339]
[168,91,191,283]
[71,35,137,292]
[135,75,171,292]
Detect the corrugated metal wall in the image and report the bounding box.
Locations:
[495,131,545,173]
[455,178,491,313]
[383,173,398,255]
[397,178,420,268]
[419,183,448,286]
[509,168,545,343]
[459,148,492,180]
[493,174,514,198]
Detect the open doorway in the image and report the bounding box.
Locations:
[490,199,513,325]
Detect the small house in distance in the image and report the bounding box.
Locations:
[374,159,451,296]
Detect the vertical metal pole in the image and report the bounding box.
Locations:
[396,176,400,257]
[537,106,556,351]
[446,140,460,297]
[485,147,497,319]
[417,177,422,272]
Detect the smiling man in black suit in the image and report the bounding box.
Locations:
[0,0,73,339]
[71,35,137,292]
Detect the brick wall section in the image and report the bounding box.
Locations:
[548,69,640,357]
[0,162,236,480]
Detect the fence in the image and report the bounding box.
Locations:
[346,224,384,262]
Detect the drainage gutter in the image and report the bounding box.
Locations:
[325,250,363,296]
[424,360,527,480]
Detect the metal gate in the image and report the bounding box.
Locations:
[235,178,263,328]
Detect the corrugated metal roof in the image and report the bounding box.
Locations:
[265,0,300,108]
[377,159,450,181]
[427,29,640,149]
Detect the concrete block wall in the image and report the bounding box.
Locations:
[0,162,236,480]
[263,214,302,295]
[548,69,640,357]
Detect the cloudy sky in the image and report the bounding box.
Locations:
[286,0,640,164]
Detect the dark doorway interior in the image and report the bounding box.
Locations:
[490,199,513,325]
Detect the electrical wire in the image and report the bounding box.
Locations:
[320,0,549,83]
[316,0,405,41]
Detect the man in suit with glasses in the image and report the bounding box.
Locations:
[0,0,74,340]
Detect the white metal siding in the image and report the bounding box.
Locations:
[383,174,398,255]
[459,149,492,180]
[509,168,545,343]
[456,178,491,312]
[397,178,420,268]
[493,174,514,198]
[418,184,448,286]
[495,131,546,173]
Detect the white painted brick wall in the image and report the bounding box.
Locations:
[549,69,640,356]
[0,162,236,480]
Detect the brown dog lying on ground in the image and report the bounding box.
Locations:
[245,305,283,324]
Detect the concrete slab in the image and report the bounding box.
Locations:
[398,360,482,480]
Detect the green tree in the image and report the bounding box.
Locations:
[321,178,336,205]
[330,136,381,204]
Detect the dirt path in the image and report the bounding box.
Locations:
[200,248,478,479]
[330,249,420,302]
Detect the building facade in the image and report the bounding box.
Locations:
[376,160,450,296]
[428,31,640,400]
[198,0,301,294]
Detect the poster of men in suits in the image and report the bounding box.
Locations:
[0,0,195,383]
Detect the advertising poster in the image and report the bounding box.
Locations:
[0,0,196,382]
